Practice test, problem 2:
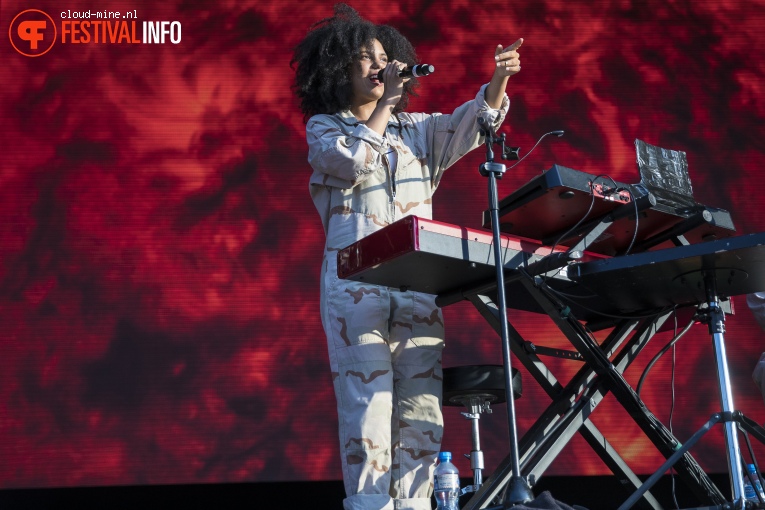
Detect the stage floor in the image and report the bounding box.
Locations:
[0,473,735,509]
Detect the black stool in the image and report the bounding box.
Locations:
[443,365,522,494]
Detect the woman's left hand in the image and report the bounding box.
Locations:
[493,38,523,78]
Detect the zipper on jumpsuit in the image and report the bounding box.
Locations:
[386,156,396,204]
[383,138,397,209]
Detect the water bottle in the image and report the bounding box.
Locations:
[745,471,756,501]
[745,463,765,502]
[434,451,460,510]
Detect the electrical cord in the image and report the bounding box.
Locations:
[666,309,682,510]
[636,313,694,397]
[508,130,564,169]
[621,186,640,256]
[539,176,604,286]
[542,283,672,321]
[541,174,630,283]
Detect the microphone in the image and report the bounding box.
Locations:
[508,130,565,169]
[377,64,434,82]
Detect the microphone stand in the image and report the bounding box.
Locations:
[477,118,534,507]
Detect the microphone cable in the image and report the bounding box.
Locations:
[508,130,564,169]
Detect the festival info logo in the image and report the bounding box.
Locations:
[9,8,181,57]
[9,9,57,57]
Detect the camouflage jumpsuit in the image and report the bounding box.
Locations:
[307,85,509,510]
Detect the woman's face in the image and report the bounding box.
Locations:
[350,38,387,107]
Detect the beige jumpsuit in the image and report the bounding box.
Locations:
[307,85,509,510]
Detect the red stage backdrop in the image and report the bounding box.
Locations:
[2,0,765,490]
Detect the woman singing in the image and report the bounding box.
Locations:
[292,4,522,509]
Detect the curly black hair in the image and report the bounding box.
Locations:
[291,4,419,121]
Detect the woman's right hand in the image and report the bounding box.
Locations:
[379,59,410,107]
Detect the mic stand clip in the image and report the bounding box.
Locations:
[478,120,520,179]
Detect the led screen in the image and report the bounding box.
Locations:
[2,0,765,489]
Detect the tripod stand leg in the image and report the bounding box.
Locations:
[736,413,765,445]
[618,415,721,510]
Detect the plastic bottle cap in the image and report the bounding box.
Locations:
[438,451,452,462]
